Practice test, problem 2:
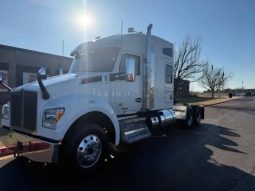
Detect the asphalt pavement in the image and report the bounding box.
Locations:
[0,97,255,191]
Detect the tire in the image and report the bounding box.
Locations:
[185,107,193,128]
[60,122,108,173]
[193,107,201,126]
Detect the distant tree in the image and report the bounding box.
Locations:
[174,35,205,98]
[200,62,232,98]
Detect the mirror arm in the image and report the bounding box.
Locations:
[37,76,49,100]
[37,68,50,100]
[0,81,12,91]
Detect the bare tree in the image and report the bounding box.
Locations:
[200,62,232,98]
[174,35,205,98]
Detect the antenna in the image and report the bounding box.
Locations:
[120,20,123,56]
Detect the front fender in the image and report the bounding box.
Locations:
[37,93,120,145]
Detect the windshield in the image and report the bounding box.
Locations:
[69,47,119,73]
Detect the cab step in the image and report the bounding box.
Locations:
[119,117,151,144]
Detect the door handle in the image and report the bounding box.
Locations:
[135,98,142,102]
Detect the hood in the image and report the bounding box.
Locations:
[13,73,78,92]
[12,72,107,94]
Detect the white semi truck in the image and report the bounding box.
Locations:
[1,24,204,172]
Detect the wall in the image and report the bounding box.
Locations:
[175,78,190,98]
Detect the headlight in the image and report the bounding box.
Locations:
[2,104,10,120]
[42,108,65,129]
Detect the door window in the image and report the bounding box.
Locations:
[120,54,140,75]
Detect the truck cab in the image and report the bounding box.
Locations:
[1,24,203,172]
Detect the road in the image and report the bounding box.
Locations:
[0,97,255,191]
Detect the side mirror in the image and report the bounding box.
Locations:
[125,58,136,82]
[37,68,47,80]
[0,74,2,83]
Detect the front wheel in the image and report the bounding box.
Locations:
[60,122,108,173]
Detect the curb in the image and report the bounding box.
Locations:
[202,98,241,107]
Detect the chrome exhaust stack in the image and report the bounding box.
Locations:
[143,24,154,110]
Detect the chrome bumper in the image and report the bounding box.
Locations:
[0,128,60,163]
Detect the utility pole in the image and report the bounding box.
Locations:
[62,39,64,56]
[242,81,244,96]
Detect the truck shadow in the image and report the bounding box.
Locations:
[0,123,255,191]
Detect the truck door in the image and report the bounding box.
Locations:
[115,53,143,114]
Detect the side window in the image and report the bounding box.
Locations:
[166,65,173,84]
[162,48,173,57]
[120,54,140,75]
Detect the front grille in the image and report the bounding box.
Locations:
[10,90,37,132]
[10,91,22,127]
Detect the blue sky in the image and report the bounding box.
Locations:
[1,0,255,91]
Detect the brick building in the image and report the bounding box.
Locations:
[0,44,72,105]
[174,78,190,98]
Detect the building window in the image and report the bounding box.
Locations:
[120,54,140,75]
[166,65,173,84]
[23,72,37,84]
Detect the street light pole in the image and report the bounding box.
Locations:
[242,81,244,96]
[62,39,64,56]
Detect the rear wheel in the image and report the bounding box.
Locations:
[185,107,193,127]
[60,122,108,173]
[193,107,201,126]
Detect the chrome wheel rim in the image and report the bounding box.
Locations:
[76,134,102,168]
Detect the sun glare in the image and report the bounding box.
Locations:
[76,13,95,30]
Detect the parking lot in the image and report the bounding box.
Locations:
[0,97,255,191]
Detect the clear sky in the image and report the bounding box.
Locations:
[1,0,255,91]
